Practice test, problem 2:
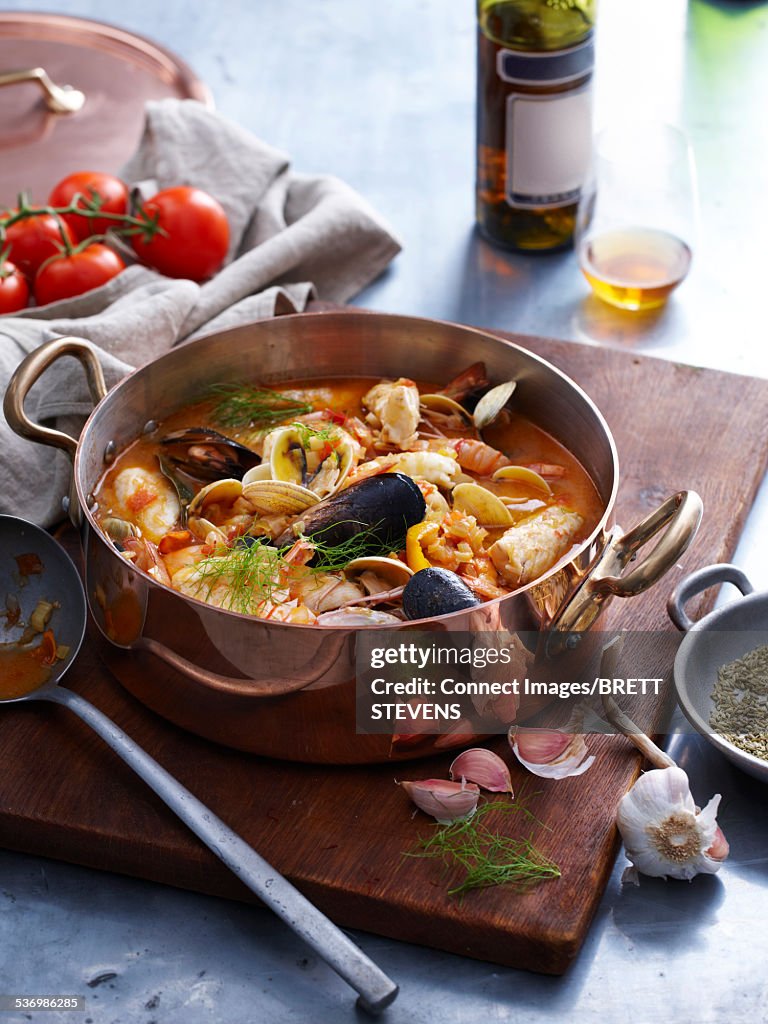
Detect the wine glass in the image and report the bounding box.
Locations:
[575,122,698,311]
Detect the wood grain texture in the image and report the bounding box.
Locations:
[1,328,767,974]
[502,333,768,630]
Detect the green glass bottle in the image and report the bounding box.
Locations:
[476,0,596,251]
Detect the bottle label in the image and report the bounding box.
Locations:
[496,38,594,87]
[504,86,592,209]
[497,38,594,210]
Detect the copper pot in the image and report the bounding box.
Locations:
[4,312,702,762]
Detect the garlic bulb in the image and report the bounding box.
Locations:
[617,765,729,884]
[508,726,595,780]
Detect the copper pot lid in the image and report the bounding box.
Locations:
[0,12,213,206]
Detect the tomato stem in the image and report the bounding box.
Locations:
[0,248,13,279]
[0,193,168,246]
[34,234,115,277]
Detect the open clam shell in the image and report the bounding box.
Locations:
[242,479,320,515]
[101,516,139,543]
[269,426,307,485]
[269,425,355,499]
[473,380,517,430]
[187,478,243,518]
[307,438,356,498]
[452,482,514,527]
[316,607,402,627]
[242,464,272,485]
[420,393,476,429]
[492,464,553,494]
[188,515,228,546]
[345,556,414,590]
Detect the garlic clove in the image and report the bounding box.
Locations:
[489,689,520,725]
[616,765,727,882]
[449,748,513,793]
[707,825,730,862]
[399,778,480,824]
[511,727,571,763]
[508,726,595,780]
[433,721,483,750]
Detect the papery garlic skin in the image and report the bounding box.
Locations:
[399,778,480,824]
[617,766,727,883]
[449,748,513,793]
[707,825,730,862]
[509,727,595,780]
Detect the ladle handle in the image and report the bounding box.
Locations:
[39,686,398,1016]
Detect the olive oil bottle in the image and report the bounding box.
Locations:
[476,0,596,251]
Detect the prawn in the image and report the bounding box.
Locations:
[121,536,172,587]
[434,437,511,476]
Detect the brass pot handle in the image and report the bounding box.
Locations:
[3,336,108,460]
[0,67,85,114]
[550,490,704,636]
[135,636,344,697]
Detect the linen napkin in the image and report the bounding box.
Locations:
[0,98,401,526]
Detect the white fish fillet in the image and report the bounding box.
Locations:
[490,506,584,586]
[362,378,420,449]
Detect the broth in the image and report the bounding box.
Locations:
[93,374,603,624]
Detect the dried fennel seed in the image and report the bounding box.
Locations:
[711,645,768,761]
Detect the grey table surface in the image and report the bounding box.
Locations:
[1,1,767,1022]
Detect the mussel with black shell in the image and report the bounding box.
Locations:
[275,472,427,556]
[159,428,262,481]
[402,567,481,620]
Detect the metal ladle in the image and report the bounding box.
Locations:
[0,516,398,1015]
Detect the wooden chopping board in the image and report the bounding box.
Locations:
[1,328,767,975]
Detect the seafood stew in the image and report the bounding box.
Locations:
[93,369,603,626]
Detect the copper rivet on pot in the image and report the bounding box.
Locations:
[86,493,96,509]
[103,440,117,464]
[142,420,158,435]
